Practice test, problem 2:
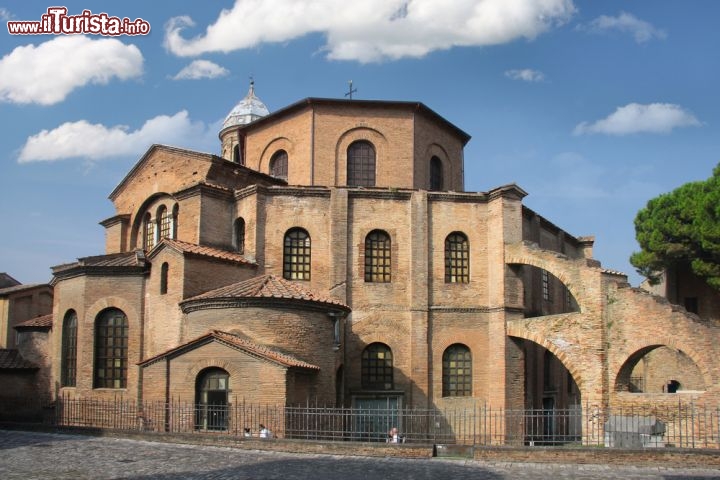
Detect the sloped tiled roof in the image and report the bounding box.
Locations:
[0,273,20,289]
[0,283,49,296]
[0,349,38,370]
[139,330,320,371]
[150,239,256,266]
[15,314,53,329]
[183,274,349,311]
[53,251,147,274]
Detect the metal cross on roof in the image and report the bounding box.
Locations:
[345,80,357,100]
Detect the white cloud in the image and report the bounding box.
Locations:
[582,11,666,43]
[505,69,544,82]
[0,8,12,20]
[0,36,143,105]
[164,0,576,63]
[172,59,229,80]
[18,111,217,163]
[574,103,701,136]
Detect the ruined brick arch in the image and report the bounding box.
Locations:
[505,251,585,313]
[258,137,293,176]
[335,127,388,186]
[506,329,584,392]
[614,341,710,392]
[130,192,177,250]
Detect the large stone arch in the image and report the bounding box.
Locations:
[130,192,178,249]
[505,243,595,314]
[507,329,584,392]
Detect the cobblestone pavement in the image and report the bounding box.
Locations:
[2,430,720,480]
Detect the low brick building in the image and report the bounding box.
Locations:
[43,84,720,439]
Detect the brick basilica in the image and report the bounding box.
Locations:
[18,83,719,429]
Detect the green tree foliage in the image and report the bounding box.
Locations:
[631,164,720,289]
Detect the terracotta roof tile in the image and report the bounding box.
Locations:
[15,314,53,329]
[0,349,38,369]
[185,274,348,310]
[140,330,319,371]
[155,239,255,265]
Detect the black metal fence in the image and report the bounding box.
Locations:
[50,396,720,449]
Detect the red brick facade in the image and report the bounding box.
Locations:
[40,94,720,438]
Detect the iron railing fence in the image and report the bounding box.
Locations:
[50,396,720,449]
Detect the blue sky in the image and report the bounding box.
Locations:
[1,1,718,286]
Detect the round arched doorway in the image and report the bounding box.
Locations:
[195,368,229,431]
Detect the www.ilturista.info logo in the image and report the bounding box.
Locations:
[7,7,150,35]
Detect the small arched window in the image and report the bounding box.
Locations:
[94,308,128,389]
[160,262,169,295]
[347,141,376,187]
[442,344,472,397]
[364,230,391,283]
[430,156,443,191]
[283,228,311,280]
[61,310,77,387]
[233,144,241,163]
[144,212,155,249]
[234,217,246,254]
[270,150,288,181]
[361,343,393,390]
[445,232,469,283]
[172,204,179,239]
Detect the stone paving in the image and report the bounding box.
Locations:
[2,430,720,479]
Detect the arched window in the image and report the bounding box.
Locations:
[361,343,393,390]
[171,204,179,239]
[233,144,241,163]
[60,310,77,387]
[270,150,288,181]
[158,205,172,240]
[347,140,376,187]
[234,217,246,254]
[442,344,472,397]
[283,228,311,280]
[445,232,469,283]
[160,262,169,295]
[94,308,128,389]
[144,212,155,249]
[430,156,444,191]
[195,367,229,431]
[364,230,391,283]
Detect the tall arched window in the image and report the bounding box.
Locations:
[445,232,470,283]
[233,144,241,163]
[158,205,172,240]
[361,343,393,390]
[171,204,179,239]
[347,141,376,187]
[160,262,169,295]
[270,150,288,181]
[430,156,443,191]
[144,212,155,249]
[283,228,311,280]
[195,367,229,431]
[61,310,77,387]
[364,230,391,283]
[94,308,128,389]
[234,217,246,254]
[442,344,472,397]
